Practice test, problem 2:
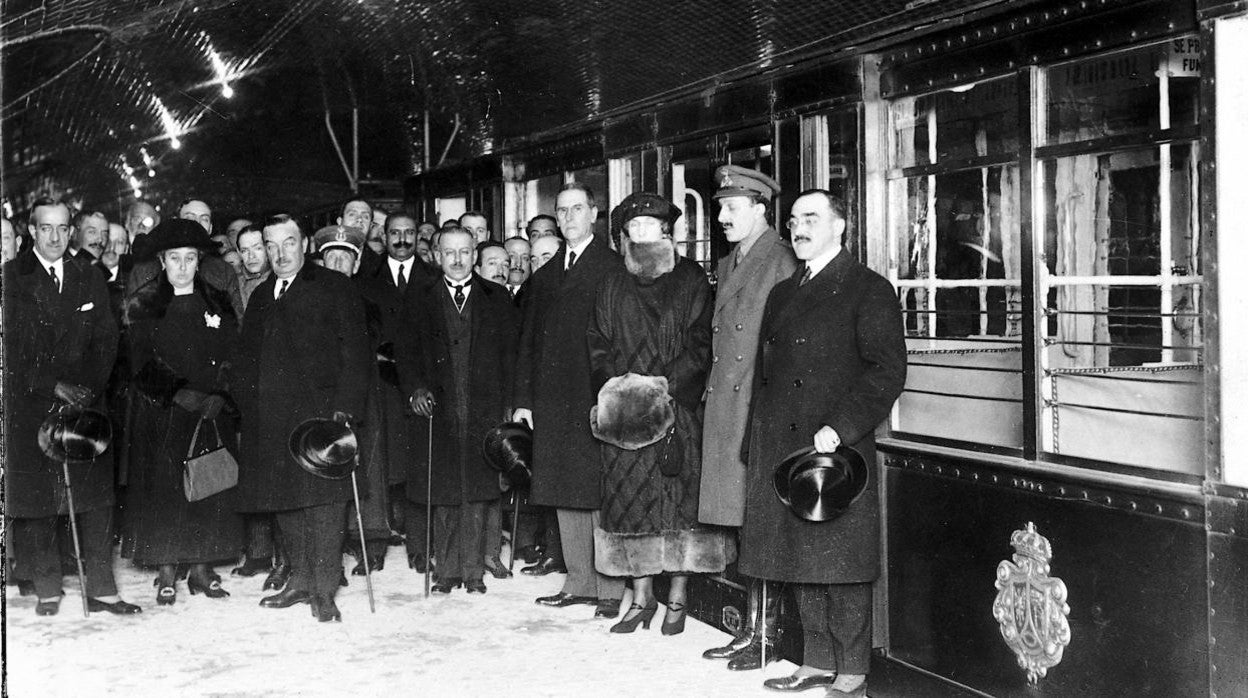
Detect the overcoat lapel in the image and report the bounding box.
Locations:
[715,228,781,315]
[768,249,854,331]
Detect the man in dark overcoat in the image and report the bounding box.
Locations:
[738,190,906,696]
[3,198,140,616]
[699,166,800,669]
[400,228,519,594]
[356,212,436,572]
[512,183,626,617]
[233,214,371,622]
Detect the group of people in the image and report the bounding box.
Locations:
[4,164,906,697]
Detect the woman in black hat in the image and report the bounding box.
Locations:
[587,193,732,635]
[122,219,243,605]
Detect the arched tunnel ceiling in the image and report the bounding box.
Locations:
[2,0,1004,215]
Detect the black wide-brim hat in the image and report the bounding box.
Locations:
[38,407,112,462]
[288,417,358,480]
[143,218,214,256]
[772,446,868,522]
[482,421,533,488]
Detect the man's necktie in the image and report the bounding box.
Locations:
[733,248,744,270]
[278,279,289,298]
[566,250,577,271]
[451,283,466,312]
[397,263,408,294]
[48,266,60,293]
[799,267,812,287]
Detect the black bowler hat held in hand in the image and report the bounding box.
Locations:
[288,415,358,480]
[772,446,869,522]
[38,406,112,462]
[482,421,533,489]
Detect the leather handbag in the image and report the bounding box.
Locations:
[183,417,238,502]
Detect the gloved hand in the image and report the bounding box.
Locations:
[54,381,93,408]
[199,394,227,420]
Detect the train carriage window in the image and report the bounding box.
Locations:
[609,154,644,215]
[1037,38,1204,475]
[801,109,859,234]
[887,79,1025,450]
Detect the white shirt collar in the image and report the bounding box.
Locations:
[33,249,64,289]
[805,246,843,282]
[564,236,592,269]
[273,275,295,299]
[444,274,472,301]
[387,256,410,285]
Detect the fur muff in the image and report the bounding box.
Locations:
[621,236,677,281]
[594,527,737,577]
[589,373,675,450]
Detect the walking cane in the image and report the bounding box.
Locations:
[760,581,768,671]
[508,489,522,572]
[60,455,91,618]
[349,463,375,613]
[424,414,433,599]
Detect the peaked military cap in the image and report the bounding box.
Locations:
[713,164,780,200]
[313,224,365,257]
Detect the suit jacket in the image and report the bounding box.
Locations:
[3,249,119,517]
[232,263,372,512]
[397,275,519,505]
[737,249,906,584]
[514,237,624,509]
[699,227,798,527]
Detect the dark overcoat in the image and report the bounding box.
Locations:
[232,263,372,512]
[3,249,119,518]
[699,227,798,527]
[514,238,624,509]
[397,275,518,506]
[356,258,435,485]
[737,250,907,584]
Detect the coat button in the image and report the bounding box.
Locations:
[789,423,797,431]
[736,355,743,362]
[796,338,807,345]
[794,379,803,387]
[713,325,721,333]
[707,387,714,393]
[713,356,719,363]
[733,385,740,392]
[767,336,776,345]
[735,323,743,330]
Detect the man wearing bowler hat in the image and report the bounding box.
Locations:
[3,197,140,616]
[699,165,799,669]
[398,227,519,594]
[233,213,372,622]
[737,189,906,696]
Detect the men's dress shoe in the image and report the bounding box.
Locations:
[515,545,543,564]
[594,598,622,619]
[351,556,384,576]
[431,577,462,594]
[311,595,341,622]
[35,598,61,616]
[87,598,143,615]
[388,532,406,547]
[259,588,312,608]
[408,553,434,573]
[703,632,755,659]
[535,592,597,607]
[762,673,838,692]
[521,557,567,576]
[825,682,867,698]
[727,640,778,671]
[484,557,512,579]
[262,564,291,591]
[465,579,488,594]
[231,557,272,577]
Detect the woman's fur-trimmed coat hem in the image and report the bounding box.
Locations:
[593,526,736,577]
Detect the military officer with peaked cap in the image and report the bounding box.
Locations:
[699,165,799,669]
[313,224,367,277]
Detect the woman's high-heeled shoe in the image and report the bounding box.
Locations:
[610,601,658,633]
[153,577,176,606]
[661,601,687,635]
[188,575,230,599]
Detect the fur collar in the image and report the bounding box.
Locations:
[124,273,236,324]
[622,237,677,282]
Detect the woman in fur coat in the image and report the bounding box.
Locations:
[587,192,732,635]
[123,220,242,606]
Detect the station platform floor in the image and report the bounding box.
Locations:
[4,545,974,697]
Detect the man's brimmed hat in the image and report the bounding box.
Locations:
[38,406,112,462]
[772,446,868,522]
[288,416,358,480]
[482,421,533,489]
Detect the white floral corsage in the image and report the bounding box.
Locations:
[204,312,221,329]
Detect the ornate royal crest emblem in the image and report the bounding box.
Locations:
[992,522,1071,684]
[720,174,734,188]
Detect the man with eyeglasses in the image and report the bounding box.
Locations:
[699,165,798,671]
[4,197,140,617]
[513,182,626,619]
[737,189,906,697]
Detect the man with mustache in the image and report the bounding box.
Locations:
[357,212,437,572]
[474,242,509,287]
[398,227,519,595]
[503,237,531,300]
[700,166,798,670]
[70,211,109,260]
[737,189,905,696]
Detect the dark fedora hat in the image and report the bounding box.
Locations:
[772,446,869,522]
[288,417,358,480]
[38,407,112,462]
[482,421,533,489]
